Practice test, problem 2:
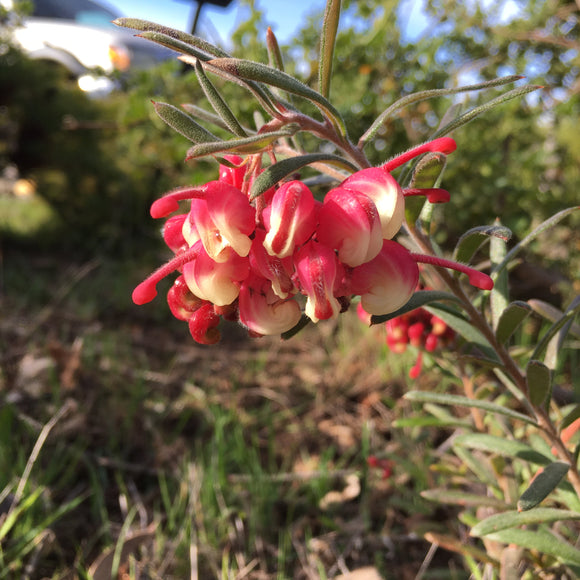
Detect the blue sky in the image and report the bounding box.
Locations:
[107,0,430,46]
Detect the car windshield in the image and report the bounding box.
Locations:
[31,0,119,28]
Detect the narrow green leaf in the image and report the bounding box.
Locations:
[113,18,229,57]
[561,405,580,431]
[485,528,580,565]
[266,27,284,71]
[206,57,348,137]
[453,445,498,488]
[517,462,570,511]
[249,153,358,199]
[528,298,580,339]
[526,359,552,407]
[471,507,579,537]
[421,489,509,509]
[453,224,513,266]
[194,59,247,137]
[453,433,553,465]
[493,206,580,277]
[359,75,524,147]
[495,301,532,344]
[531,298,580,361]
[490,220,509,331]
[404,391,539,426]
[544,295,580,371]
[535,299,579,381]
[0,487,44,541]
[181,103,252,134]
[370,290,460,325]
[136,30,216,62]
[180,55,283,119]
[153,101,219,144]
[185,126,299,159]
[431,84,542,140]
[319,0,341,99]
[423,305,500,362]
[405,152,447,228]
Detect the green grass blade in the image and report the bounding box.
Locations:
[0,487,44,541]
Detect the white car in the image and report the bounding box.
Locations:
[1,0,174,95]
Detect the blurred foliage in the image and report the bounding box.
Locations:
[0,44,215,253]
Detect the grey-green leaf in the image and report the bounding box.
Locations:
[531,297,580,361]
[370,290,460,325]
[526,359,552,407]
[424,305,500,362]
[205,57,348,137]
[486,528,580,565]
[181,103,251,133]
[517,462,570,511]
[431,84,542,141]
[528,299,580,340]
[453,433,552,465]
[185,126,299,160]
[113,18,229,58]
[249,153,358,199]
[153,101,219,143]
[495,301,532,344]
[453,224,512,266]
[359,75,524,148]
[136,31,215,62]
[421,489,509,509]
[194,59,247,137]
[404,391,538,426]
[471,507,579,537]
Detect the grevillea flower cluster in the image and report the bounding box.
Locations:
[133,137,493,344]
